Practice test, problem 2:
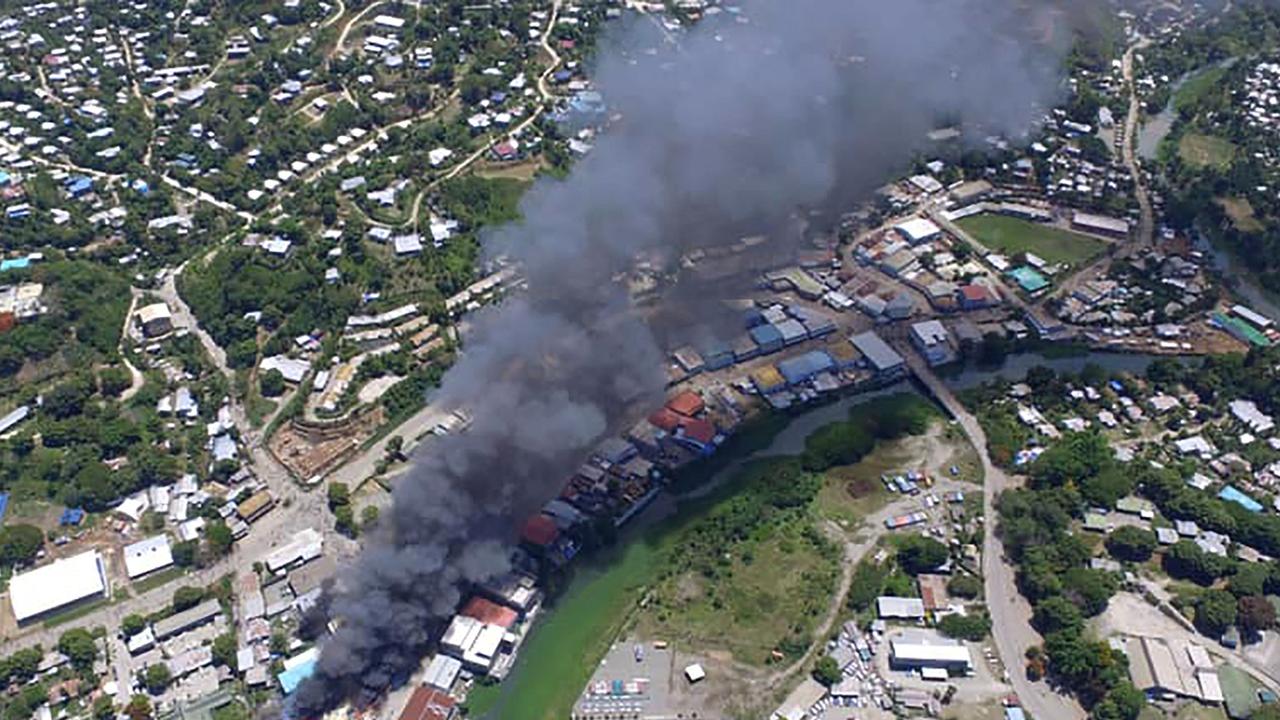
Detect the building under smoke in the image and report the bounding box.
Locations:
[291,0,1068,714]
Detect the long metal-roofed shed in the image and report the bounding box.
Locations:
[8,550,108,623]
[849,331,904,375]
[153,599,221,641]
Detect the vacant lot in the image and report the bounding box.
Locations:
[1216,197,1265,233]
[1179,133,1237,169]
[957,214,1107,266]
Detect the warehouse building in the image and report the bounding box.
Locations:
[894,218,943,245]
[1071,211,1130,238]
[9,550,108,623]
[888,636,973,674]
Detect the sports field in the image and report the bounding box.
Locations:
[1179,133,1236,169]
[956,214,1107,265]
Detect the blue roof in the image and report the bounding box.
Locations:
[777,350,834,384]
[277,657,317,694]
[1219,485,1263,513]
[60,507,85,525]
[0,493,8,524]
[1008,266,1049,292]
[1005,709,1026,720]
[0,257,28,271]
[750,323,783,346]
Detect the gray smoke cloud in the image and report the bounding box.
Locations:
[291,0,1068,714]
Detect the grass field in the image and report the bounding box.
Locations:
[1179,133,1237,169]
[1217,197,1265,233]
[1174,66,1228,114]
[956,214,1108,266]
[636,467,840,666]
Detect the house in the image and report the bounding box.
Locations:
[136,303,174,338]
[850,331,905,377]
[398,686,456,720]
[957,283,997,310]
[910,320,955,366]
[394,234,423,256]
[123,535,173,579]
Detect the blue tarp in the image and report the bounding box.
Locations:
[0,257,28,272]
[60,508,85,526]
[1219,485,1263,513]
[0,493,8,524]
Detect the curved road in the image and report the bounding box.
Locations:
[902,348,1087,720]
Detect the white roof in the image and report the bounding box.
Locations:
[894,217,941,242]
[1185,643,1212,669]
[9,550,107,621]
[1197,670,1224,703]
[889,639,972,666]
[684,663,706,682]
[423,653,462,691]
[877,596,925,618]
[123,535,173,578]
[263,528,323,573]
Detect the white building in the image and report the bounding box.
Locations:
[123,535,174,579]
[9,550,108,622]
[894,217,943,245]
[888,636,973,673]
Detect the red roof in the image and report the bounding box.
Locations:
[665,391,705,418]
[520,514,559,547]
[648,407,683,433]
[398,686,456,720]
[960,285,991,301]
[460,596,518,629]
[681,418,717,445]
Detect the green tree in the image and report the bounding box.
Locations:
[335,505,358,537]
[172,586,204,612]
[143,664,171,694]
[0,524,44,566]
[812,655,841,686]
[57,628,99,670]
[1091,681,1144,720]
[125,694,153,720]
[205,520,234,557]
[121,614,147,637]
[1196,590,1238,635]
[1034,596,1084,634]
[172,540,198,567]
[93,695,116,720]
[896,534,949,575]
[362,504,380,529]
[212,633,238,668]
[259,368,286,397]
[327,482,350,510]
[1106,526,1156,562]
[1062,567,1118,617]
[938,612,991,641]
[947,574,981,599]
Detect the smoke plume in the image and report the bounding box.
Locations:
[292,0,1067,713]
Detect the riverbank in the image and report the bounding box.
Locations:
[470,392,936,720]
[465,349,1180,719]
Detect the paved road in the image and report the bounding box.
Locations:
[901,348,1087,720]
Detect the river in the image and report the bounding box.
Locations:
[481,348,1181,718]
[1136,59,1236,161]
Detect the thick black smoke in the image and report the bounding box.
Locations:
[292,0,1066,714]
